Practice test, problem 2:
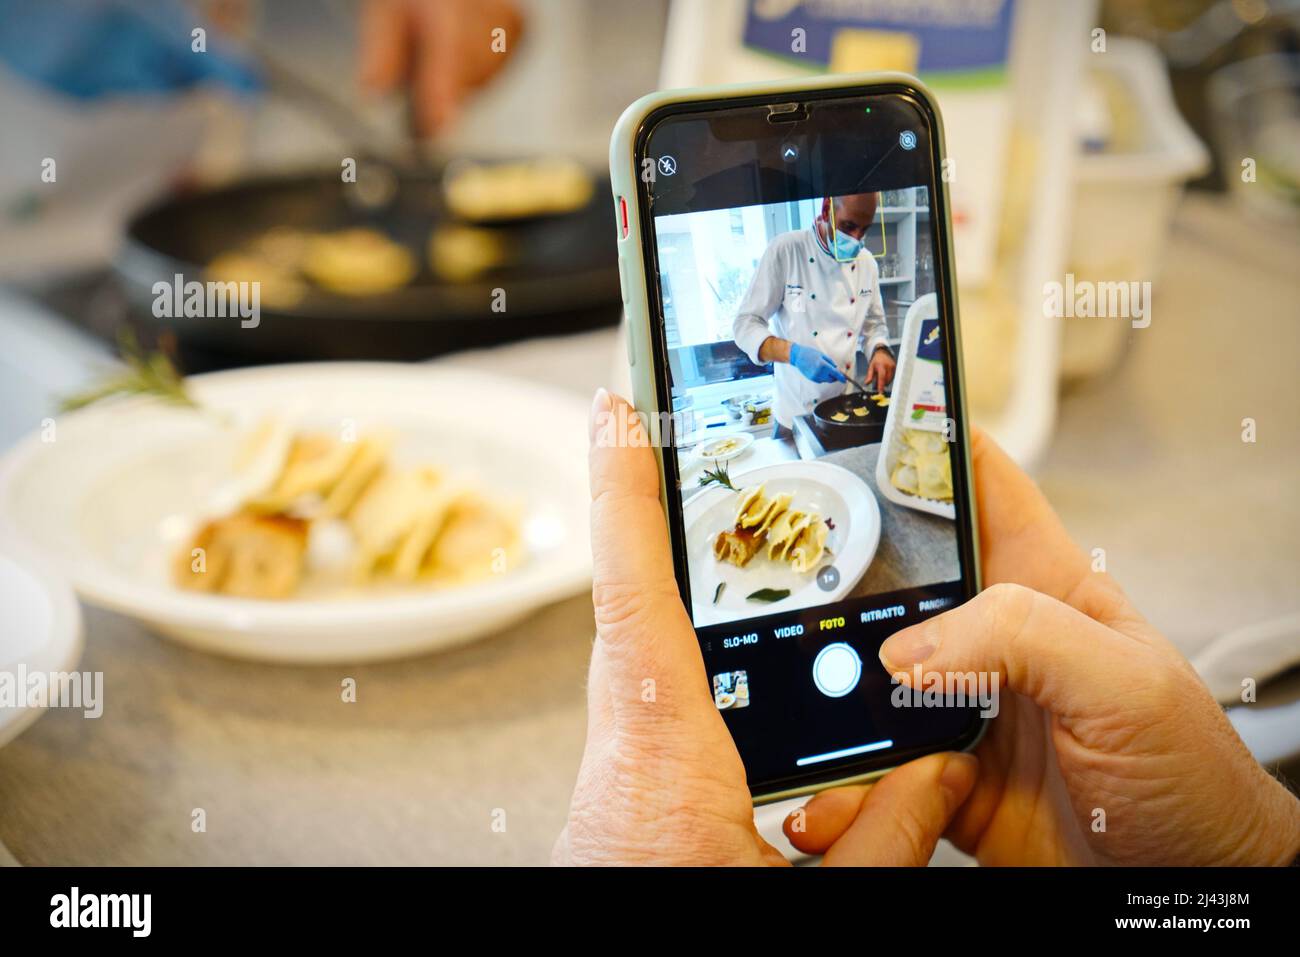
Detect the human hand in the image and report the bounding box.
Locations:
[359,0,523,136]
[554,390,978,865]
[864,347,895,393]
[0,0,260,100]
[789,343,846,384]
[791,428,1300,866]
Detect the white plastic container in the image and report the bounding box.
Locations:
[875,294,955,520]
[1060,38,1210,380]
[622,0,1099,468]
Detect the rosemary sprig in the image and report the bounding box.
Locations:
[697,460,739,492]
[59,330,199,413]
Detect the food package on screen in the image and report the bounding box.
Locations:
[875,294,956,519]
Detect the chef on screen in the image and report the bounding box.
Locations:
[732,192,897,432]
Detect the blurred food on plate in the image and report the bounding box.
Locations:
[174,417,522,600]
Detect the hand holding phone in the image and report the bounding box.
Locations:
[789,428,1300,867]
[564,403,1300,866]
[554,387,979,866]
[610,73,984,801]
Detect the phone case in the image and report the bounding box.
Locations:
[608,72,984,805]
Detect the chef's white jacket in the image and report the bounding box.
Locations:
[733,228,890,428]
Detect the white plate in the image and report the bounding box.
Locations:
[0,540,83,747]
[0,363,592,664]
[695,431,754,463]
[684,461,880,628]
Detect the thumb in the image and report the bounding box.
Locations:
[878,582,1166,722]
[785,753,978,865]
[588,389,711,724]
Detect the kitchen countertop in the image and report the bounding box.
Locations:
[0,193,1296,864]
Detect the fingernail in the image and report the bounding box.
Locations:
[589,388,612,444]
[940,752,978,798]
[878,625,937,670]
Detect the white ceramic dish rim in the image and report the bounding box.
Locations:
[0,362,592,638]
[0,540,84,747]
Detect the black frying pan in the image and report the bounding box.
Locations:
[812,390,889,443]
[114,166,621,369]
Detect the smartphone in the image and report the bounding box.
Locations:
[609,73,984,804]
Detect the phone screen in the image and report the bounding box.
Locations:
[634,88,984,797]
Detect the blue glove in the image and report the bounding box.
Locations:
[0,0,261,101]
[789,343,847,384]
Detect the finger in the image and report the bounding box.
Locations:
[784,785,867,855]
[461,2,526,87]
[410,0,461,135]
[878,582,1169,723]
[968,428,1133,625]
[583,633,616,744]
[357,0,411,92]
[818,753,979,866]
[588,389,711,724]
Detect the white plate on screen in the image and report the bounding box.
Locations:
[683,461,880,628]
[0,363,591,664]
[695,431,754,463]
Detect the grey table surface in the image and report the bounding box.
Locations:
[820,442,959,598]
[0,194,1296,865]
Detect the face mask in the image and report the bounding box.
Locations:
[830,227,862,261]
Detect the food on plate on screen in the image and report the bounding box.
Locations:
[889,428,954,502]
[173,420,522,600]
[701,436,742,458]
[712,484,829,575]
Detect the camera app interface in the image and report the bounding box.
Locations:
[643,94,979,792]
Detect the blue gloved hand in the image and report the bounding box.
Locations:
[0,0,261,101]
[789,343,847,384]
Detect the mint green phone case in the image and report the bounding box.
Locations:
[608,73,984,805]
